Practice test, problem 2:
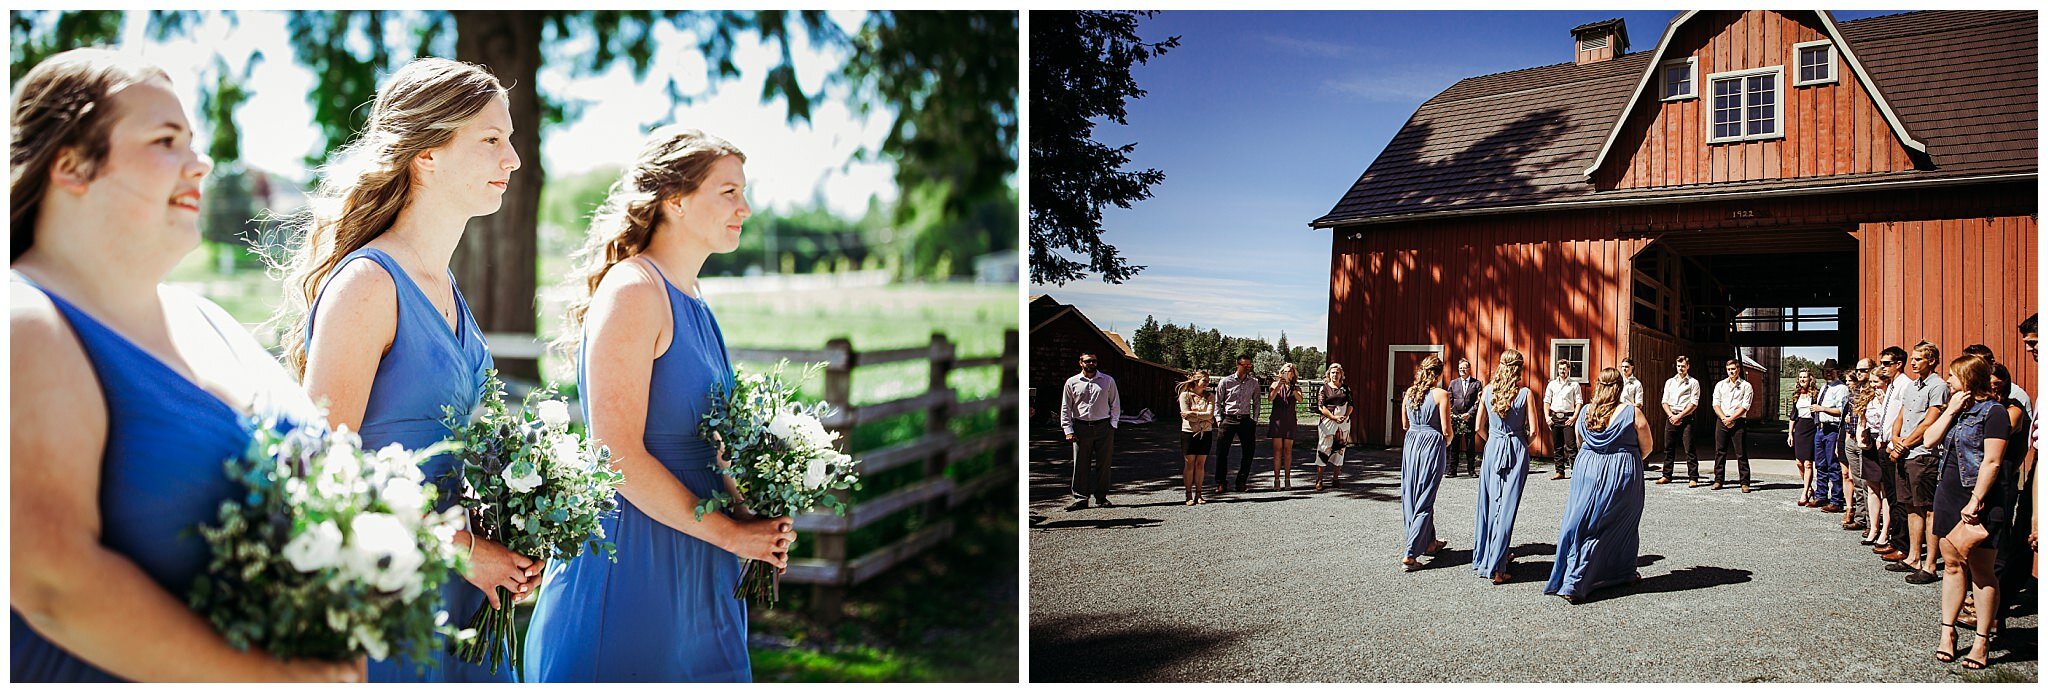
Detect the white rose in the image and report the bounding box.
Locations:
[765,410,798,443]
[283,520,344,572]
[503,461,543,494]
[380,477,426,519]
[347,513,424,593]
[536,400,572,430]
[547,437,584,474]
[803,455,830,490]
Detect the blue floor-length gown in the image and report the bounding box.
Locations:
[1473,387,1532,579]
[306,248,500,682]
[10,275,311,681]
[523,259,751,682]
[1546,403,1646,600]
[1401,391,1448,559]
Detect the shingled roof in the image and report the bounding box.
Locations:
[1312,10,2037,228]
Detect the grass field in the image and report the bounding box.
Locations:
[169,242,1021,682]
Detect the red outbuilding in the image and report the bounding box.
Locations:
[1314,10,2037,450]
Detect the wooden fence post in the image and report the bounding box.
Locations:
[812,337,855,622]
[924,332,955,524]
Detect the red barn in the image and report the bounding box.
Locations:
[1314,10,2037,450]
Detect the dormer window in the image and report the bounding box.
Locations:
[1660,57,1698,100]
[1708,66,1784,143]
[1794,40,1837,86]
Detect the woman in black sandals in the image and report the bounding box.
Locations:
[1314,364,1352,490]
[1919,354,2015,670]
[1178,371,1216,505]
[1267,363,1301,489]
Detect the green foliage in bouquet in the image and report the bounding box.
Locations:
[189,412,468,669]
[442,372,626,675]
[698,360,863,605]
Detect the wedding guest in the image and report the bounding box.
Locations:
[1314,364,1353,491]
[1963,344,2032,416]
[1888,342,1950,586]
[1546,367,1656,603]
[1789,368,1820,507]
[1712,359,1755,492]
[1813,360,1850,516]
[10,48,355,682]
[280,57,531,682]
[1059,351,1120,511]
[1874,345,1912,561]
[1447,358,1484,478]
[1474,350,1540,584]
[1919,355,2014,669]
[1657,355,1703,486]
[1213,354,1262,493]
[1268,363,1302,489]
[1848,358,1889,542]
[524,127,795,682]
[1545,360,1582,480]
[1988,362,2034,633]
[1178,371,1216,505]
[1400,355,1452,571]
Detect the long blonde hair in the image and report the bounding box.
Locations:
[551,126,745,356]
[1403,354,1444,411]
[271,58,507,376]
[1585,367,1624,431]
[1177,369,1210,395]
[11,48,169,261]
[1487,349,1524,419]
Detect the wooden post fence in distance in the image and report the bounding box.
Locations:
[811,337,855,621]
[924,333,955,528]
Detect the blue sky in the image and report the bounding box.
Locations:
[1031,10,1899,352]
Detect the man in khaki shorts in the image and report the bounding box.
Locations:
[1886,342,1948,585]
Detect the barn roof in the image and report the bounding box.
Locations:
[1312,10,2037,228]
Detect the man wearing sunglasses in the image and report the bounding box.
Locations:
[1872,346,1910,561]
[1061,352,1122,511]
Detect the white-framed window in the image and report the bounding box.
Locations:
[1550,339,1590,384]
[1707,66,1784,143]
[1794,40,1837,86]
[1660,57,1698,101]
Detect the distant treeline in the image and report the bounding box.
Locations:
[1129,315,1325,380]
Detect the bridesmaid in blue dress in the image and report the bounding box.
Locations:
[1473,349,1541,584]
[1546,367,1658,603]
[524,127,796,682]
[283,58,533,682]
[11,49,356,682]
[1400,355,1452,571]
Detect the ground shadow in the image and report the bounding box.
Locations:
[1985,624,2038,666]
[1578,565,1756,603]
[1029,613,1240,682]
[1418,547,1474,571]
[1032,517,1165,531]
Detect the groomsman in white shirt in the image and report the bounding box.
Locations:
[1544,361,1582,480]
[1657,355,1702,485]
[1060,352,1120,511]
[1711,359,1754,492]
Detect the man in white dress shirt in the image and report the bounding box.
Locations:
[1711,359,1754,491]
[1544,361,1582,480]
[1812,359,1851,514]
[1060,352,1120,511]
[1657,355,1702,485]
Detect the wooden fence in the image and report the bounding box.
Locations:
[491,329,1020,618]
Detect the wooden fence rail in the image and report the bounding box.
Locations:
[489,329,1019,618]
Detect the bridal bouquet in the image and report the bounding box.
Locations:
[698,360,862,607]
[187,412,468,670]
[443,373,625,674]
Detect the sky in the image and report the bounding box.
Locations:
[108,10,896,218]
[1030,10,1900,352]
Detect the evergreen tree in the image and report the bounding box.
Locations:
[1132,315,1163,363]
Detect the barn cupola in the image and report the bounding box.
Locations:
[1571,18,1629,64]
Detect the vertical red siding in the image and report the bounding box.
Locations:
[1857,215,2039,392]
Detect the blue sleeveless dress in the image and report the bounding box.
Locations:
[524,260,750,682]
[9,276,305,681]
[1401,391,1448,560]
[1473,387,1532,579]
[305,248,498,682]
[1546,403,1646,600]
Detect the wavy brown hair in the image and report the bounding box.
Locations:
[1585,367,1625,431]
[1949,354,1993,399]
[1402,354,1444,411]
[1487,349,1524,420]
[551,126,745,356]
[270,58,507,376]
[11,48,169,261]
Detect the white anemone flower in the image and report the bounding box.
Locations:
[536,400,572,430]
[282,520,345,572]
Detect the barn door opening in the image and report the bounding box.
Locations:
[1629,228,1857,455]
[1385,344,1445,446]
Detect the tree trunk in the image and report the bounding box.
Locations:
[453,11,544,381]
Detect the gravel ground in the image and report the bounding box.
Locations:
[1027,421,2038,683]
